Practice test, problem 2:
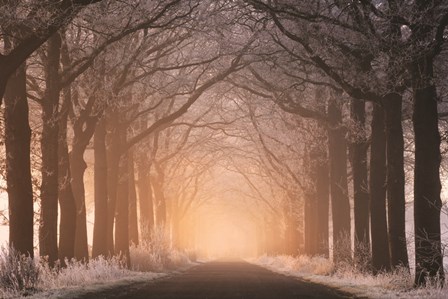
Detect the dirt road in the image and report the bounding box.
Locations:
[72,260,357,299]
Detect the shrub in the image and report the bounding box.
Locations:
[130,227,191,272]
[130,241,164,272]
[0,246,39,297]
[38,255,131,290]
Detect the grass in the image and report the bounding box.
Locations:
[0,229,192,298]
[252,255,448,298]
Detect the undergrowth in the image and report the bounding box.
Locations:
[0,246,39,297]
[0,229,192,298]
[130,227,190,272]
[253,255,448,298]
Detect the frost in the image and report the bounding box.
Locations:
[0,243,193,299]
[251,255,448,299]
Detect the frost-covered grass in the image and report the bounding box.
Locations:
[0,236,193,299]
[130,241,190,272]
[130,227,191,272]
[0,246,39,297]
[39,256,138,290]
[251,255,448,298]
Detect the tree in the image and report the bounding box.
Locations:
[128,149,139,246]
[4,57,34,257]
[242,0,409,269]
[384,93,408,270]
[411,0,447,285]
[57,36,77,262]
[369,102,391,272]
[1,0,101,259]
[349,99,370,263]
[0,0,102,103]
[39,32,62,265]
[51,0,203,259]
[94,28,254,261]
[327,94,351,263]
[92,118,108,258]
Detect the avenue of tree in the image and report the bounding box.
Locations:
[1,0,448,287]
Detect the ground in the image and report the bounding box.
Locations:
[65,259,357,299]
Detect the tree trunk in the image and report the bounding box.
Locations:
[106,115,120,255]
[412,54,444,285]
[115,128,131,265]
[70,146,89,260]
[304,191,319,255]
[128,150,139,246]
[327,95,351,263]
[350,99,370,263]
[369,102,391,273]
[383,93,409,270]
[69,113,99,261]
[58,86,77,262]
[39,33,62,265]
[316,147,329,257]
[138,167,154,242]
[305,142,329,257]
[313,87,329,257]
[4,62,34,257]
[284,200,300,256]
[304,145,319,256]
[92,118,108,258]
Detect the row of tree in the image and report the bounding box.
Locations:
[233,0,448,286]
[1,0,253,266]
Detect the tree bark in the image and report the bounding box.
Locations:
[314,87,329,258]
[284,200,300,256]
[304,141,329,257]
[316,146,329,257]
[115,127,130,266]
[39,33,62,265]
[383,93,409,269]
[70,144,89,260]
[58,86,77,262]
[412,55,444,285]
[70,109,99,260]
[106,114,120,255]
[304,190,319,255]
[350,100,370,263]
[304,146,319,256]
[92,118,109,258]
[369,102,391,272]
[327,95,351,263]
[4,62,34,257]
[381,0,409,271]
[128,150,139,246]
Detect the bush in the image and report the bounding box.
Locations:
[0,232,193,298]
[0,246,39,297]
[38,255,131,290]
[130,227,191,272]
[149,226,171,267]
[130,241,164,272]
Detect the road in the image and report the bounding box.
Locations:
[73,260,357,299]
